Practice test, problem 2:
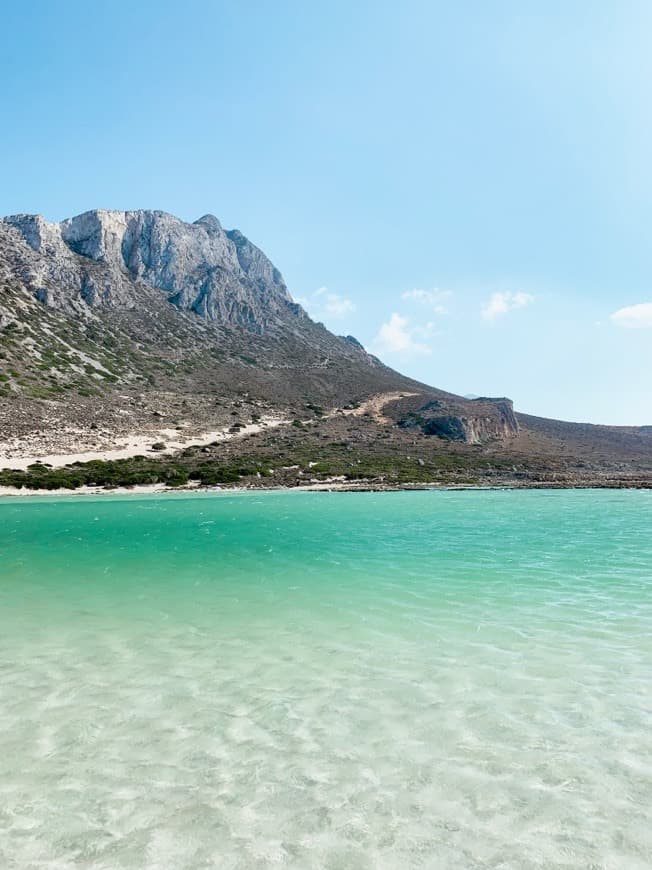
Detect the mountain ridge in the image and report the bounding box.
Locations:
[1,208,650,488]
[3,209,299,327]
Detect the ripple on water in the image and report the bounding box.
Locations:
[0,489,651,869]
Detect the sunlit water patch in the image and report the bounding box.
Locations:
[1,490,651,869]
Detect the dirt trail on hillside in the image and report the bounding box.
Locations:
[0,392,420,471]
[343,391,419,424]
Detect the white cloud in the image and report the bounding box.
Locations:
[324,294,355,317]
[373,313,432,355]
[298,286,356,321]
[610,302,652,329]
[401,288,452,314]
[481,291,534,321]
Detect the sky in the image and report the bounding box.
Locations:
[1,0,651,424]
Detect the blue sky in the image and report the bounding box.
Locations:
[1,1,650,424]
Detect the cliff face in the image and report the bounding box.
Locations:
[396,397,519,444]
[3,210,302,330]
[464,398,519,443]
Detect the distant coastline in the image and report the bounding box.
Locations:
[2,479,651,499]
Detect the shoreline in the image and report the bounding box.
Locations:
[0,481,473,498]
[1,480,650,499]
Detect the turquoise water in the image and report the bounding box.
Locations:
[1,489,651,869]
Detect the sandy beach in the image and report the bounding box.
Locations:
[0,479,374,498]
[0,416,287,471]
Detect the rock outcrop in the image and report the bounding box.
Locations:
[397,397,519,444]
[3,209,302,330]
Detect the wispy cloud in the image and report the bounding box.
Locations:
[481,291,534,321]
[401,288,451,314]
[610,302,652,329]
[373,313,433,356]
[323,294,355,317]
[296,286,355,321]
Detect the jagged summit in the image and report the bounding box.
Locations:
[194,214,222,231]
[2,209,296,328]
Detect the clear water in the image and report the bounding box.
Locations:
[1,490,651,869]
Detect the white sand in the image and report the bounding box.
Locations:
[0,417,286,471]
[0,483,171,498]
[0,479,391,498]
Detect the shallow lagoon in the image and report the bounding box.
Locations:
[1,490,651,868]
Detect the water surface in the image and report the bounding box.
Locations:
[1,490,651,868]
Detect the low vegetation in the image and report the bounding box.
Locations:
[0,456,275,490]
[0,445,510,491]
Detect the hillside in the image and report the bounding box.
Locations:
[0,209,650,489]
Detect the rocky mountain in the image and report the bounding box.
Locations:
[2,210,298,327]
[0,208,650,486]
[0,210,515,445]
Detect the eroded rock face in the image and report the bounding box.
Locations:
[2,209,301,330]
[465,398,519,442]
[399,398,519,444]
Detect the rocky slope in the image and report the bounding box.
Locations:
[0,209,516,451]
[3,210,298,326]
[0,208,650,481]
